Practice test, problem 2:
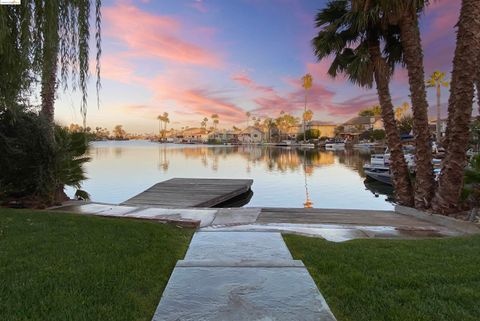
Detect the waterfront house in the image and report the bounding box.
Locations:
[177,128,208,143]
[288,120,337,138]
[343,116,384,133]
[208,129,241,143]
[239,126,265,144]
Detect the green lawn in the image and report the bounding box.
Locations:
[0,208,194,321]
[284,234,480,321]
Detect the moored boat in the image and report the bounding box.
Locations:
[325,140,346,150]
[363,164,392,185]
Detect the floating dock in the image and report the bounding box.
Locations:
[121,178,253,208]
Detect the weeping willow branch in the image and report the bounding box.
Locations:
[0,0,102,127]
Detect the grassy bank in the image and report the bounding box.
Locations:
[0,208,193,321]
[284,234,480,321]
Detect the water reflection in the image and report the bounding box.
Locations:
[78,141,394,210]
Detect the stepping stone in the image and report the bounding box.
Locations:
[211,208,261,226]
[184,232,293,261]
[152,266,336,321]
[125,208,217,227]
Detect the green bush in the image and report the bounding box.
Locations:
[297,129,320,141]
[0,109,90,206]
[372,129,386,141]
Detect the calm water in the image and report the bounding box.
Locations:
[68,140,394,210]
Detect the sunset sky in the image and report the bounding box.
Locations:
[56,0,461,133]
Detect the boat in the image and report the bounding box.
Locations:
[275,140,295,147]
[363,164,392,185]
[275,140,315,148]
[369,148,416,169]
[353,142,378,149]
[325,140,346,150]
[299,143,315,148]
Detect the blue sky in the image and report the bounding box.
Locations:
[55,0,461,133]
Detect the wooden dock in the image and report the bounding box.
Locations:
[121,178,253,208]
[258,207,437,227]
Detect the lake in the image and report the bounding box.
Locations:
[68,140,394,210]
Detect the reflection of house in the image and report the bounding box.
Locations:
[343,116,383,133]
[208,129,241,143]
[239,126,265,144]
[289,121,337,138]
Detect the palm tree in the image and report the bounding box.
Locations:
[202,117,208,130]
[211,114,219,132]
[246,111,251,128]
[395,102,410,120]
[157,114,164,140]
[312,0,414,206]
[432,0,480,214]
[426,70,449,142]
[353,0,433,209]
[302,73,313,143]
[162,112,170,140]
[303,110,314,130]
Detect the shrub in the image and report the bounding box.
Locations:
[372,129,386,141]
[297,129,320,141]
[0,109,90,206]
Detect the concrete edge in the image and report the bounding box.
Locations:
[395,205,480,235]
[176,259,305,268]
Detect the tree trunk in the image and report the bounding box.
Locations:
[40,5,59,125]
[432,0,480,214]
[399,13,434,209]
[436,85,441,142]
[369,40,414,207]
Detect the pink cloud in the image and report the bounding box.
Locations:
[232,73,275,94]
[103,2,222,67]
[100,55,136,84]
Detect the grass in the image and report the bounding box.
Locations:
[284,234,480,321]
[0,208,194,321]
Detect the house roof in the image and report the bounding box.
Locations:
[182,127,207,135]
[240,126,264,134]
[290,120,337,128]
[343,116,379,125]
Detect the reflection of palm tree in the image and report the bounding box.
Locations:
[158,145,169,171]
[303,149,313,208]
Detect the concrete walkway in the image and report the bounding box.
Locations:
[52,202,466,242]
[152,231,337,321]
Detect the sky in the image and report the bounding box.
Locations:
[55,0,462,134]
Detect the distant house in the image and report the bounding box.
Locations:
[208,129,241,143]
[239,126,265,144]
[429,118,448,137]
[343,116,383,133]
[177,128,208,142]
[289,121,337,138]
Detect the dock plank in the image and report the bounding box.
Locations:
[121,178,253,208]
[258,207,437,227]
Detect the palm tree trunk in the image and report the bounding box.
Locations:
[369,39,414,207]
[432,0,480,214]
[399,13,434,209]
[436,85,441,142]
